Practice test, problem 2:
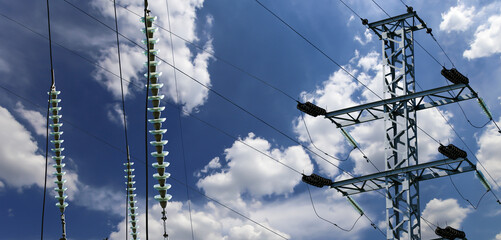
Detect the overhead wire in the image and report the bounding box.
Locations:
[164,0,195,238]
[306,185,364,232]
[112,1,136,240]
[300,113,355,162]
[254,0,383,101]
[41,0,59,237]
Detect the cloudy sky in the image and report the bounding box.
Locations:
[1,0,501,239]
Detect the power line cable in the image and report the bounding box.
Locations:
[165,0,195,238]
[41,0,58,238]
[306,185,363,232]
[300,113,354,162]
[112,1,135,239]
[254,0,382,100]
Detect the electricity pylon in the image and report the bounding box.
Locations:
[323,10,478,239]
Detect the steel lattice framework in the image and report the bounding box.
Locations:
[375,12,421,239]
[322,11,478,240]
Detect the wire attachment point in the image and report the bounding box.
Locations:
[297,101,326,117]
[302,173,333,188]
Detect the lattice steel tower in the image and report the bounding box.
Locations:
[372,11,421,239]
[307,9,481,240]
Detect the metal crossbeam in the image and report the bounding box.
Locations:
[324,84,476,127]
[331,158,476,196]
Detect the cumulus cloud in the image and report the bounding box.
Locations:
[197,133,313,210]
[106,189,376,240]
[421,198,471,240]
[496,231,501,240]
[91,0,213,114]
[440,3,475,33]
[0,104,125,216]
[0,105,46,189]
[15,102,46,136]
[354,29,373,45]
[463,13,501,59]
[196,156,222,177]
[108,201,290,240]
[93,44,144,99]
[475,117,501,189]
[106,103,126,127]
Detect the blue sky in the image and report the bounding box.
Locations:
[1,0,501,239]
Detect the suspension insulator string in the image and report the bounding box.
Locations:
[49,86,69,240]
[142,9,172,239]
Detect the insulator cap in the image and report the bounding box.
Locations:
[147,106,166,112]
[149,83,164,89]
[154,184,172,191]
[152,162,170,168]
[297,101,327,117]
[149,129,167,135]
[153,173,171,180]
[151,151,169,158]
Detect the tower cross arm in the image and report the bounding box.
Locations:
[331,157,476,196]
[324,83,475,127]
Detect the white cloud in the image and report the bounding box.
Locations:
[106,188,377,240]
[495,231,501,240]
[108,201,290,240]
[475,117,501,189]
[0,105,46,188]
[464,13,501,59]
[106,103,126,126]
[440,3,475,33]
[196,156,222,177]
[93,44,144,99]
[197,132,313,210]
[0,104,125,216]
[91,0,213,114]
[15,102,46,136]
[354,29,373,45]
[421,198,471,240]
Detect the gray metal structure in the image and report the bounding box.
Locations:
[323,11,477,239]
